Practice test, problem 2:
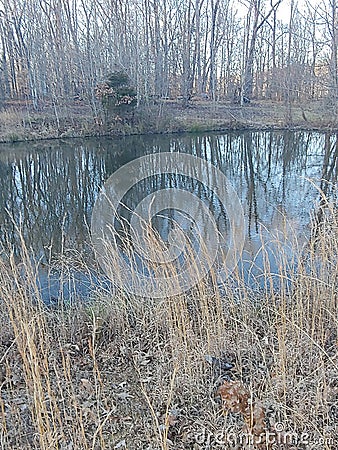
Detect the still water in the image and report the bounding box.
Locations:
[0,131,337,300]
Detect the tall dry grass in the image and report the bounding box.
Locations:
[0,194,337,449]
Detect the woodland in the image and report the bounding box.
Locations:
[0,0,337,121]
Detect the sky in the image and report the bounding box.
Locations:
[235,0,317,24]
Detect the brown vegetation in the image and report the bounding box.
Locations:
[0,192,337,449]
[0,98,337,144]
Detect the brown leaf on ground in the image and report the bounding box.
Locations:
[216,380,250,414]
[217,381,268,449]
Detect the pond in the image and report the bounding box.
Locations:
[0,131,337,300]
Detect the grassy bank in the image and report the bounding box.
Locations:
[0,194,337,449]
[0,98,337,143]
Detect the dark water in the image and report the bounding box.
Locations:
[0,131,337,300]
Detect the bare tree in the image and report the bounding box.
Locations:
[0,0,336,111]
[241,0,283,102]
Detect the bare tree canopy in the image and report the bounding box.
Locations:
[0,0,336,109]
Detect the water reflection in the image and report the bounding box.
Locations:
[0,131,337,298]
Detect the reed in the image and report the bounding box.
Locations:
[0,195,337,449]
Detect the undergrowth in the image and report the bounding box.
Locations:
[0,194,337,449]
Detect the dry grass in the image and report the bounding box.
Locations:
[0,193,337,449]
[173,99,338,133]
[0,101,95,142]
[0,98,337,143]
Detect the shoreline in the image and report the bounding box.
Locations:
[0,98,337,144]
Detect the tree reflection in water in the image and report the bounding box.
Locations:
[0,131,336,300]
